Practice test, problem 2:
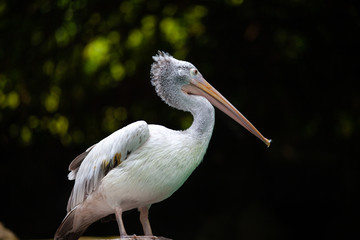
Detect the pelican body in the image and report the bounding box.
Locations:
[55,51,270,240]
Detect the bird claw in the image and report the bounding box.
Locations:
[118,235,172,240]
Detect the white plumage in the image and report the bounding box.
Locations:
[55,51,270,240]
[101,123,211,209]
[67,121,150,211]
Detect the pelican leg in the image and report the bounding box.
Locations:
[115,207,128,237]
[139,206,153,236]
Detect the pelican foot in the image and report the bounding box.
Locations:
[118,235,172,240]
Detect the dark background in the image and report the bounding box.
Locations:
[1,0,359,239]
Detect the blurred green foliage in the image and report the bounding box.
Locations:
[1,0,359,239]
[0,0,209,146]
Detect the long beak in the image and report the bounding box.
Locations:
[182,77,271,147]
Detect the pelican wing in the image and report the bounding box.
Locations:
[66,120,150,211]
[68,144,96,180]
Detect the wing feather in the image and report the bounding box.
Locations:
[66,121,150,212]
[68,144,96,180]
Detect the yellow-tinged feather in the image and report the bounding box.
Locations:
[101,160,109,169]
[114,153,122,166]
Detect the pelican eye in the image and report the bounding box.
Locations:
[190,68,198,76]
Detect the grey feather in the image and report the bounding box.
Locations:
[150,51,195,110]
[68,144,96,180]
[54,207,84,240]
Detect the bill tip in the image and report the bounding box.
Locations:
[266,138,272,148]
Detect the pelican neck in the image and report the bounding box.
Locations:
[185,95,215,139]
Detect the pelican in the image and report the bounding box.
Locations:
[55,51,271,240]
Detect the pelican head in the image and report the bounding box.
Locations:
[151,51,197,109]
[151,51,271,147]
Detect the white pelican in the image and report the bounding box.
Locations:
[55,51,271,240]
